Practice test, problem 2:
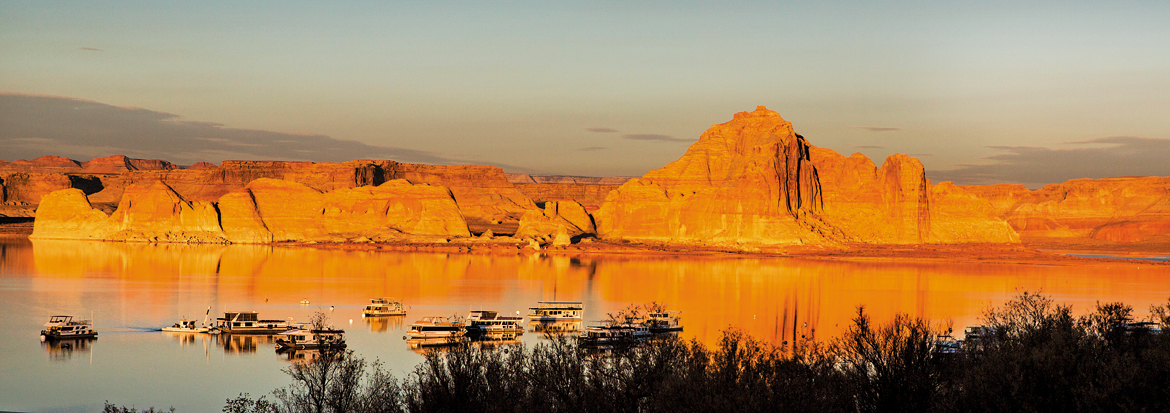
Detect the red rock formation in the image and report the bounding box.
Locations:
[596,106,832,246]
[962,177,1170,245]
[515,200,596,245]
[0,173,75,204]
[31,178,471,243]
[596,107,1018,247]
[0,156,82,173]
[80,155,177,173]
[811,148,1016,244]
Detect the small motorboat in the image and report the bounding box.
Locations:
[162,307,220,334]
[299,299,311,305]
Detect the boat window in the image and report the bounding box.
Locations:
[245,322,253,327]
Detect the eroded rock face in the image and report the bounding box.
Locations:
[32,178,470,243]
[80,155,177,174]
[595,106,832,246]
[515,200,596,242]
[506,174,632,212]
[962,177,1170,244]
[811,148,1016,244]
[596,107,1019,247]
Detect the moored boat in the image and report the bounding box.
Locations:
[40,315,98,340]
[217,312,292,334]
[527,301,584,322]
[275,327,347,350]
[466,310,524,336]
[578,322,650,348]
[643,310,683,333]
[162,307,219,333]
[405,316,466,340]
[362,298,407,317]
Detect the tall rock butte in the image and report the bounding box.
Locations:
[595,106,1018,246]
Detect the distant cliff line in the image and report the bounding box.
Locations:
[10,106,1170,248]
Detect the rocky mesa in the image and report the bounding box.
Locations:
[31,178,470,243]
[594,106,1019,247]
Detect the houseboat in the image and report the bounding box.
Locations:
[578,322,650,347]
[217,312,291,334]
[405,316,466,340]
[362,298,407,317]
[466,310,524,335]
[275,327,347,350]
[643,310,683,333]
[40,315,98,340]
[527,301,584,322]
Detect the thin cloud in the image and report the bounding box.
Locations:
[623,134,691,143]
[77,47,103,51]
[849,126,901,132]
[854,145,885,149]
[908,153,935,157]
[587,127,619,133]
[0,92,454,166]
[577,146,607,152]
[928,136,1170,188]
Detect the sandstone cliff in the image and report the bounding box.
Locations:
[32,178,470,243]
[595,106,1019,247]
[962,177,1170,244]
[507,174,630,211]
[811,148,1017,244]
[595,106,833,246]
[515,200,596,245]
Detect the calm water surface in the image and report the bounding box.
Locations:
[2,238,1169,412]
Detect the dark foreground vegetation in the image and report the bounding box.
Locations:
[112,293,1170,413]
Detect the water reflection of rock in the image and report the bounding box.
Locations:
[42,337,95,361]
[364,316,404,333]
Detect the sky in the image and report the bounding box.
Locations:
[2,1,1169,187]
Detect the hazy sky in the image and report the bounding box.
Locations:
[2,1,1169,187]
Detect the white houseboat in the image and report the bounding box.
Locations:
[578,322,650,347]
[527,301,584,322]
[643,310,683,333]
[405,316,466,340]
[466,310,524,335]
[275,327,347,350]
[40,315,98,340]
[217,312,291,334]
[362,298,407,317]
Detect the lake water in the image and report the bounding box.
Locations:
[2,238,1169,412]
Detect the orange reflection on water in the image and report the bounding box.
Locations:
[17,240,1170,347]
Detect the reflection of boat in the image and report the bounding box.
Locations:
[275,327,347,350]
[643,310,683,333]
[529,319,583,335]
[466,310,524,336]
[527,301,584,322]
[362,298,407,317]
[407,336,469,351]
[219,333,276,354]
[364,315,403,333]
[162,307,220,334]
[216,312,291,334]
[42,337,94,360]
[578,322,650,348]
[278,348,323,363]
[405,316,466,339]
[41,315,98,340]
